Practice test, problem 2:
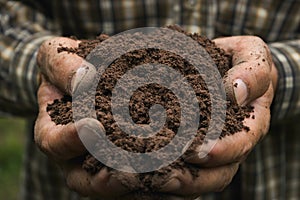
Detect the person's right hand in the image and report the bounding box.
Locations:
[35,37,139,199]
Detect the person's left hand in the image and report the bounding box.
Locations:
[183,36,277,165]
[147,36,278,199]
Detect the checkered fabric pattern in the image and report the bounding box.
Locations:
[0,0,299,199]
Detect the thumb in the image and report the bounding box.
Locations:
[37,37,96,95]
[213,36,272,105]
[224,61,271,106]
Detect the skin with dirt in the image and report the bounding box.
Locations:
[47,25,253,192]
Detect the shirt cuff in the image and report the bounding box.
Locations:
[269,40,300,122]
[0,33,56,116]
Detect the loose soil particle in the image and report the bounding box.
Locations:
[47,25,253,192]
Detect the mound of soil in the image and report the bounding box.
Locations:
[47,25,253,192]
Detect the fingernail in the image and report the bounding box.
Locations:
[198,151,208,159]
[71,62,96,94]
[183,153,209,164]
[76,119,105,149]
[233,79,248,105]
[77,124,98,149]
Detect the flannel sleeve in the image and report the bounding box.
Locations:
[269,39,300,121]
[0,1,57,116]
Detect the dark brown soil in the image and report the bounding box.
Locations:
[47,25,253,192]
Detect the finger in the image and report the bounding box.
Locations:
[37,37,96,95]
[214,36,272,105]
[63,165,131,198]
[184,84,274,166]
[159,163,239,195]
[35,79,84,159]
[37,76,64,107]
[224,60,271,106]
[213,36,273,68]
[35,80,97,160]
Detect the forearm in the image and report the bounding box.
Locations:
[269,39,300,121]
[0,1,57,116]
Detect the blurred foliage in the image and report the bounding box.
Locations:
[0,117,26,200]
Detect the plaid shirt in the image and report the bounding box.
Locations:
[0,0,299,199]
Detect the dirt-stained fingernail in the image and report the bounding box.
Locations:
[183,153,209,165]
[76,118,105,150]
[197,151,209,159]
[70,61,96,94]
[233,79,248,106]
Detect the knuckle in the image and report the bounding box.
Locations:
[215,166,237,192]
[65,175,75,190]
[38,139,51,155]
[65,173,90,197]
[247,35,265,46]
[242,140,254,155]
[36,132,62,159]
[34,126,49,152]
[216,180,231,192]
[39,140,49,153]
[239,143,253,162]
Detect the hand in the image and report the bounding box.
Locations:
[151,36,278,198]
[34,37,138,198]
[184,36,277,165]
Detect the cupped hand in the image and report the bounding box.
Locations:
[184,36,278,166]
[34,35,278,200]
[149,36,278,199]
[34,37,138,198]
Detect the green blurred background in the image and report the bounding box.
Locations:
[0,117,26,200]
